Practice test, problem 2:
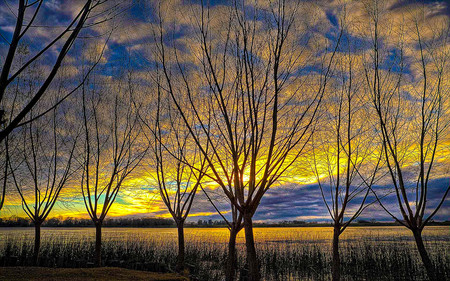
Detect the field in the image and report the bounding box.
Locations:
[0,267,188,281]
[0,226,449,280]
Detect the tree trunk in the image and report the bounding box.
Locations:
[332,226,340,281]
[243,213,260,281]
[95,221,102,267]
[413,229,436,281]
[176,221,185,273]
[226,227,238,281]
[33,221,41,265]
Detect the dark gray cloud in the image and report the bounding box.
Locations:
[389,0,450,17]
[188,178,450,223]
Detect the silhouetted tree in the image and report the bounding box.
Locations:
[10,108,77,265]
[310,11,382,280]
[151,1,333,279]
[80,75,147,267]
[141,74,208,273]
[364,2,450,280]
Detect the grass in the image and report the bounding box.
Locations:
[0,267,188,281]
[0,226,448,280]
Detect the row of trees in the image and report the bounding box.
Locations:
[0,216,174,227]
[0,1,449,281]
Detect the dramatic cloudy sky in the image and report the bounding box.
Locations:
[0,0,449,222]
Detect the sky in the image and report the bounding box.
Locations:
[0,0,449,223]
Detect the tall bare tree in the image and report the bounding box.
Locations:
[364,2,450,280]
[80,76,147,267]
[141,78,208,273]
[310,15,382,280]
[150,1,334,279]
[10,107,77,265]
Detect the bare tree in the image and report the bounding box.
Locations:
[80,76,146,267]
[364,2,450,280]
[310,15,382,280]
[10,107,77,265]
[150,1,334,279]
[0,0,121,143]
[141,77,208,273]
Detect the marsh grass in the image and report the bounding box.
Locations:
[0,226,448,280]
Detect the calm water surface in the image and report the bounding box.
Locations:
[0,226,448,245]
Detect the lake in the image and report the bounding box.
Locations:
[0,225,448,243]
[0,226,449,280]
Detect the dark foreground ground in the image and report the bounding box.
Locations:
[0,267,188,281]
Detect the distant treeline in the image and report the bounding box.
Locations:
[1,217,448,228]
[188,219,450,228]
[252,219,450,228]
[193,219,450,228]
[0,216,174,227]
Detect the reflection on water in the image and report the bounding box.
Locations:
[0,226,448,244]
